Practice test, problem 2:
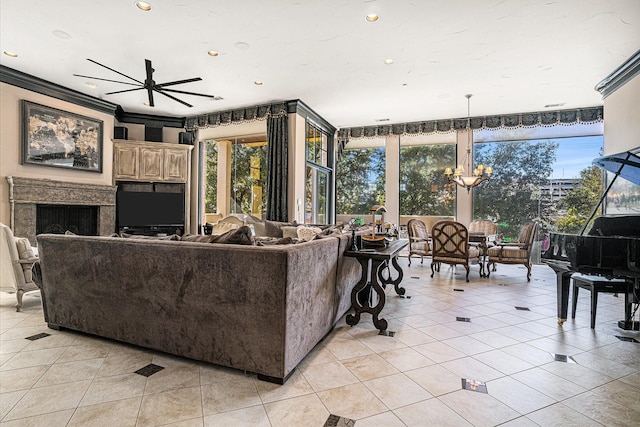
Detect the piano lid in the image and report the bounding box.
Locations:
[592,149,640,185]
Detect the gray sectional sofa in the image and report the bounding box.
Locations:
[36,232,360,383]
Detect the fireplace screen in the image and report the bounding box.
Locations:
[36,204,98,236]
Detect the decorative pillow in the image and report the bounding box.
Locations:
[14,237,35,259]
[180,234,214,243]
[64,230,76,236]
[281,226,299,239]
[297,226,323,242]
[210,221,239,235]
[210,226,255,245]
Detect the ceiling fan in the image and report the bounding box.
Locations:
[74,58,216,107]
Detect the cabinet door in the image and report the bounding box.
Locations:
[113,145,138,180]
[163,149,188,182]
[139,148,163,181]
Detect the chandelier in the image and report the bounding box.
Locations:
[444,94,493,193]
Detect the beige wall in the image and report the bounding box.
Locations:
[0,82,116,225]
[602,73,640,155]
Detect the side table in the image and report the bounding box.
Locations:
[344,240,408,331]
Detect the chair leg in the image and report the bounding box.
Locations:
[590,290,598,329]
[430,262,436,278]
[420,256,424,265]
[16,289,24,312]
[571,283,579,319]
[526,262,532,282]
[408,254,412,266]
[486,261,492,278]
[465,265,470,282]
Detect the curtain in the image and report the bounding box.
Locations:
[266,115,288,221]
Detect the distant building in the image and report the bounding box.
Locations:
[540,179,578,202]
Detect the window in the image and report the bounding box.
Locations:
[230,139,267,215]
[204,140,218,213]
[305,120,333,224]
[399,136,456,216]
[336,139,386,218]
[473,131,604,239]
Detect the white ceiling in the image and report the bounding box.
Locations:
[1,0,638,128]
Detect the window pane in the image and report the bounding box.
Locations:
[205,140,217,213]
[336,147,386,216]
[306,166,328,224]
[399,143,456,216]
[473,135,603,239]
[230,141,267,216]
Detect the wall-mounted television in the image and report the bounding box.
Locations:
[116,191,184,228]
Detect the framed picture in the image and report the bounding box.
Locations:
[21,100,103,172]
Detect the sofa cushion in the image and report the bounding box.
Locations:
[181,234,214,243]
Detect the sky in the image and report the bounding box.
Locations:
[551,136,603,179]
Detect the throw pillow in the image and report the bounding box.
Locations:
[297,226,323,242]
[14,237,35,259]
[210,221,239,235]
[181,234,214,243]
[210,226,255,245]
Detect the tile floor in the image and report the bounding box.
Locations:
[1,259,639,426]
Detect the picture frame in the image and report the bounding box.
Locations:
[21,100,103,172]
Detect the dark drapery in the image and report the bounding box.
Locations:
[266,115,288,221]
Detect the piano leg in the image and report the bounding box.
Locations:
[556,270,573,325]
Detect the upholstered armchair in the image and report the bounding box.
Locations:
[487,223,537,281]
[430,220,481,282]
[407,219,431,266]
[0,222,40,311]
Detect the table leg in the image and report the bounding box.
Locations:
[346,258,388,331]
[378,256,405,296]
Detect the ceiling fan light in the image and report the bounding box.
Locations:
[135,2,152,11]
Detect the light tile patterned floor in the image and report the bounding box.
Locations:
[1,260,639,426]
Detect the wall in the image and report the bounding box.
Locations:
[0,82,116,225]
[602,73,640,155]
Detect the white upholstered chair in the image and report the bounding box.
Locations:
[0,222,40,311]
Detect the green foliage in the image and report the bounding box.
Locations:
[556,165,603,233]
[230,143,267,214]
[205,141,218,213]
[336,148,386,215]
[399,144,456,216]
[473,140,558,240]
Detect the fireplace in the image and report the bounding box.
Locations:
[36,204,99,235]
[6,176,116,244]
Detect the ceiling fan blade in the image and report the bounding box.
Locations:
[87,59,144,84]
[155,89,193,107]
[105,87,145,95]
[72,74,141,87]
[144,59,155,106]
[160,88,216,98]
[155,77,202,88]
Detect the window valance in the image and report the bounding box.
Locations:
[337,106,603,142]
[185,102,288,131]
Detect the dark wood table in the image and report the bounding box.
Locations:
[468,232,496,277]
[344,239,408,331]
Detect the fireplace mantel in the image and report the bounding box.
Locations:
[6,176,116,244]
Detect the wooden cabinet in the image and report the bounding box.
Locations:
[113,140,192,183]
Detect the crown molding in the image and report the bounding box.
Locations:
[0,65,118,115]
[287,99,336,134]
[595,49,640,99]
[115,106,185,128]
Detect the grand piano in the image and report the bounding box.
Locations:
[541,149,640,330]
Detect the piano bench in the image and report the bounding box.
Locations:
[571,274,630,329]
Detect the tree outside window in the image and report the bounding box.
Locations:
[336,147,385,216]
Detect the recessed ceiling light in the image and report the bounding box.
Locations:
[365,14,379,22]
[384,59,394,65]
[53,30,71,39]
[254,81,263,86]
[207,50,219,57]
[135,2,152,11]
[3,51,18,58]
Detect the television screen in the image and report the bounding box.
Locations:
[116,191,184,227]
